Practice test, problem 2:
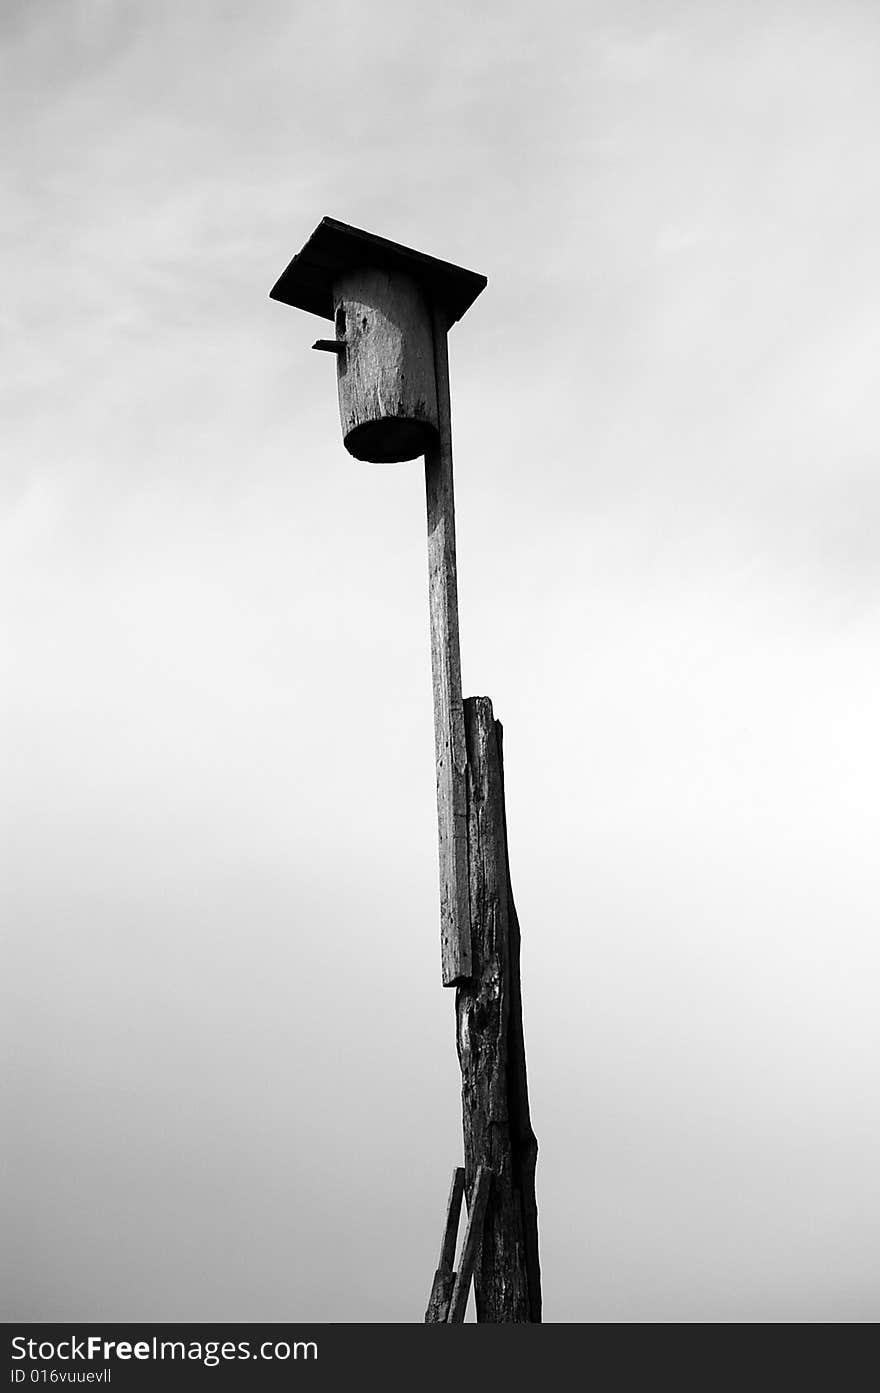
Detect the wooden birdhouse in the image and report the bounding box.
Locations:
[270,218,487,463]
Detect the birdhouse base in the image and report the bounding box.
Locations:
[344,418,438,464]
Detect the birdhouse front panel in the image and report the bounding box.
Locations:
[333,268,439,464]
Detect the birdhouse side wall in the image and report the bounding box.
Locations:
[333,268,439,463]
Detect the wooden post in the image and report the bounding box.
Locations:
[456,697,541,1322]
[425,307,471,986]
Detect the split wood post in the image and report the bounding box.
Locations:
[446,1165,492,1323]
[457,697,541,1322]
[424,1167,465,1322]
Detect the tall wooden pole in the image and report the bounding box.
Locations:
[425,313,541,1322]
[425,306,471,986]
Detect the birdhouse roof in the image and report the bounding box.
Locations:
[269,217,487,326]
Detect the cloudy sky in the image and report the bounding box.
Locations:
[3,0,879,1321]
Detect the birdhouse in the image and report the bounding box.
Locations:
[270,218,487,463]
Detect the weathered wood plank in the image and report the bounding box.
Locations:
[438,1166,466,1272]
[456,697,541,1322]
[424,1270,455,1324]
[424,1166,465,1323]
[446,1165,492,1324]
[425,307,471,986]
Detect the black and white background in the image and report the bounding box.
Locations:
[3,0,879,1324]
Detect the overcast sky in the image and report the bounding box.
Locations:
[3,0,879,1322]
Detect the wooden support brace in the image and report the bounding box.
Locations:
[457,698,541,1322]
[424,1167,465,1323]
[446,1165,492,1324]
[425,305,471,986]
